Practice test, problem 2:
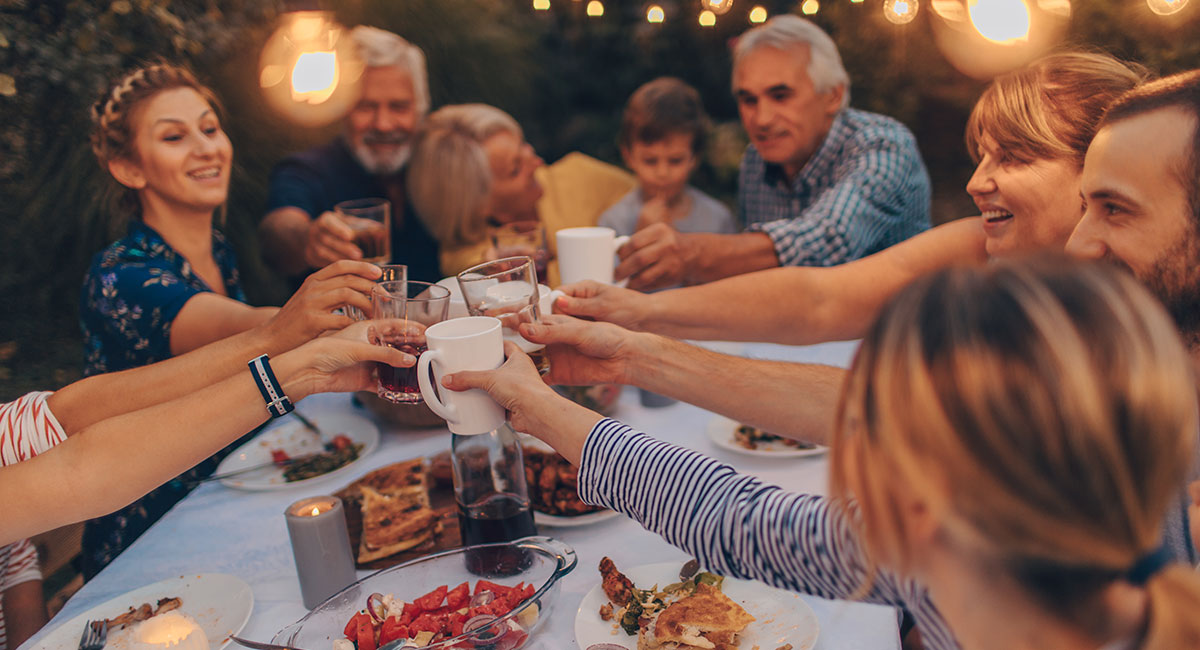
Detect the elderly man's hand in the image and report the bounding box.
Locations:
[304,211,364,268]
[553,281,652,331]
[517,314,641,387]
[614,223,695,291]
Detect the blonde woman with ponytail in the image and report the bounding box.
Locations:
[444,256,1200,650]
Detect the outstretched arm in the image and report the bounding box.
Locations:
[560,218,988,345]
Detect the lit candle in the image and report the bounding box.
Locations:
[285,496,357,609]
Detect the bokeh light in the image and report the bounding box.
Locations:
[699,9,717,25]
[884,0,920,23]
[647,4,666,22]
[749,5,768,22]
[802,0,820,13]
[969,0,1031,42]
[259,10,364,127]
[702,0,735,16]
[533,0,550,10]
[587,0,604,16]
[1146,0,1188,14]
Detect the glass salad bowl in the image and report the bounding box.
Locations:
[272,536,576,650]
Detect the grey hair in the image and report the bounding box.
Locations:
[734,15,850,110]
[408,104,523,248]
[349,25,431,117]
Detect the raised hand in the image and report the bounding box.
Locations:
[614,222,694,291]
[261,260,381,351]
[554,281,651,330]
[304,211,364,268]
[517,314,640,387]
[279,320,416,398]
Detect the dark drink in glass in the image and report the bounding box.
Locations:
[354,222,389,264]
[377,342,426,403]
[526,347,551,376]
[459,493,537,576]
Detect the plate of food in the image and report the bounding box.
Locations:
[574,559,819,650]
[216,407,380,491]
[706,415,827,459]
[522,444,620,528]
[29,573,252,650]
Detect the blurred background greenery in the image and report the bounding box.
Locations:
[1,0,1198,399]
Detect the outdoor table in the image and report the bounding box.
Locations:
[23,340,902,650]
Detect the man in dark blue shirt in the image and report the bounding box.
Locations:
[260,26,441,283]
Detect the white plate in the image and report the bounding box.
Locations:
[30,573,253,650]
[574,561,819,650]
[216,407,380,491]
[706,415,828,459]
[534,508,621,528]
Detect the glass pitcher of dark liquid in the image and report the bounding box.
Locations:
[451,423,538,576]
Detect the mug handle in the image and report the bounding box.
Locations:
[612,236,631,288]
[417,350,457,424]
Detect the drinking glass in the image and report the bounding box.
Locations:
[335,198,390,264]
[346,264,407,321]
[371,280,450,404]
[456,257,551,376]
[490,221,550,285]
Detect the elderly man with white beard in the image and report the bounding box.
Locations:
[259,26,442,284]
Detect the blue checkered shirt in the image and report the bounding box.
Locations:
[739,108,931,267]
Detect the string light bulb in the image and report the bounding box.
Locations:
[258,9,363,126]
[884,0,920,23]
[748,5,768,22]
[647,4,666,21]
[802,0,819,13]
[699,9,717,25]
[1146,0,1187,14]
[587,0,604,16]
[533,0,550,9]
[851,0,864,3]
[968,0,1031,42]
[701,0,735,16]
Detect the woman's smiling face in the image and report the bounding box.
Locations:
[966,134,1083,258]
[121,87,233,213]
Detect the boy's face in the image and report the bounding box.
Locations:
[622,132,698,202]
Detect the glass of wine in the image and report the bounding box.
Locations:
[334,197,390,264]
[371,280,450,404]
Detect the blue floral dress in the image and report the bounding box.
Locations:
[78,221,252,578]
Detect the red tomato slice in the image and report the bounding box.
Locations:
[379,616,408,645]
[355,617,377,650]
[414,584,448,611]
[446,581,470,610]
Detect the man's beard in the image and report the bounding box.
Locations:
[1105,233,1200,349]
[350,130,411,175]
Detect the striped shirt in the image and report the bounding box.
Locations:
[1,392,67,466]
[578,419,960,650]
[739,108,931,267]
[0,539,41,650]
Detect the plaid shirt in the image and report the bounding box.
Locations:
[739,108,931,267]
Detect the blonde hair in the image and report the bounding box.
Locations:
[831,257,1200,648]
[965,52,1149,166]
[90,62,223,218]
[408,104,522,248]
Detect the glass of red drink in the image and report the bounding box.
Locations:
[371,280,450,404]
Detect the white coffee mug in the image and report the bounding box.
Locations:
[436,277,471,319]
[538,284,563,316]
[556,227,630,285]
[417,316,506,435]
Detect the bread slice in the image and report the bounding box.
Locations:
[338,459,427,503]
[638,584,755,650]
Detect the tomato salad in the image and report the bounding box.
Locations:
[339,580,538,650]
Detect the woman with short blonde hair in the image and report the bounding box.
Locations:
[408,104,530,250]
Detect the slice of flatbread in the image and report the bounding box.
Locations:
[337,459,427,505]
[639,584,755,650]
[357,484,440,563]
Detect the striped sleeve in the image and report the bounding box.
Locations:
[578,419,961,650]
[0,392,68,467]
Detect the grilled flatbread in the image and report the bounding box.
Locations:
[339,459,441,563]
[639,584,755,650]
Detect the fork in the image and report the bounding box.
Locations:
[79,620,107,650]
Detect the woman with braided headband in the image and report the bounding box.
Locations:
[78,63,381,576]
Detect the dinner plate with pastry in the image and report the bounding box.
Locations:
[706,416,827,459]
[216,404,380,491]
[574,558,819,650]
[28,573,252,650]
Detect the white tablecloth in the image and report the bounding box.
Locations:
[24,340,900,650]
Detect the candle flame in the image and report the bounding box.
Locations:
[310,505,322,516]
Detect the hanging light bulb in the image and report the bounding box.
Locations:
[533,0,550,9]
[968,0,1031,42]
[646,4,666,21]
[699,9,718,25]
[884,0,920,23]
[701,0,735,16]
[748,5,768,22]
[802,0,819,13]
[850,0,864,3]
[259,5,364,126]
[1146,0,1187,14]
[587,0,604,16]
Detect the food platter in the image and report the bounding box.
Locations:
[706,415,828,459]
[29,574,252,650]
[574,561,819,650]
[533,509,621,528]
[215,405,380,490]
